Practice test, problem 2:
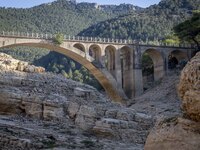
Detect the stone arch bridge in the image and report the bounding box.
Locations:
[0,32,195,103]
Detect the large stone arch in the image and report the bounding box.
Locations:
[0,42,125,103]
[105,45,116,77]
[142,49,164,81]
[168,50,188,69]
[73,43,86,53]
[120,46,134,98]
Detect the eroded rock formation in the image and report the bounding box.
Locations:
[0,53,45,73]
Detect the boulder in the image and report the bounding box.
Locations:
[43,103,65,120]
[74,87,91,99]
[67,102,80,119]
[75,105,96,130]
[0,89,22,115]
[145,117,200,150]
[178,52,200,121]
[22,101,43,118]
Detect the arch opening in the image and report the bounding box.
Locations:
[89,44,101,63]
[142,49,164,90]
[105,45,116,77]
[120,46,133,98]
[73,43,86,53]
[0,43,124,102]
[168,50,188,70]
[142,53,154,91]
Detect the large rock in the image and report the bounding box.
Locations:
[145,117,200,150]
[75,105,96,130]
[178,52,200,121]
[0,88,23,114]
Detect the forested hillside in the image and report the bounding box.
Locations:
[0,0,140,35]
[79,0,200,41]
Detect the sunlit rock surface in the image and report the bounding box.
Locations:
[0,53,152,149]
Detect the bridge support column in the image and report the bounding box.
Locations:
[115,49,122,88]
[134,67,143,96]
[154,65,164,81]
[124,68,135,98]
[165,56,169,76]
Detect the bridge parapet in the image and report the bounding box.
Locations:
[0,31,195,48]
[0,31,137,45]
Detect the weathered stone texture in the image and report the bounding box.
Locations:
[178,52,200,121]
[0,53,45,73]
[0,53,153,149]
[144,117,200,150]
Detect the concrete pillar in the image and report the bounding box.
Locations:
[115,49,122,88]
[154,65,164,81]
[123,68,134,98]
[85,45,90,59]
[154,51,165,81]
[165,55,169,76]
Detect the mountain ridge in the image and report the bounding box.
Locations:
[79,0,200,41]
[0,0,141,36]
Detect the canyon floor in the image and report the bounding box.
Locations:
[0,53,183,150]
[0,74,181,150]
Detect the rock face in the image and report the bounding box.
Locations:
[0,53,45,73]
[144,117,200,150]
[0,53,153,149]
[178,52,200,122]
[145,52,200,150]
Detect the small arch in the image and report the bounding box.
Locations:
[105,45,116,71]
[89,44,102,62]
[142,53,154,90]
[73,43,86,52]
[142,49,164,84]
[120,46,131,71]
[120,46,133,98]
[168,50,188,69]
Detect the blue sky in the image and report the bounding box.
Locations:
[0,0,161,8]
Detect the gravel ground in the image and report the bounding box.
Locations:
[130,71,182,119]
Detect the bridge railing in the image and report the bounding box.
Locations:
[0,31,194,48]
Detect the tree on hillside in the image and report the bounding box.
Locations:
[163,34,180,45]
[173,11,200,51]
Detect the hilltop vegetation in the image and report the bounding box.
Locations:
[79,0,200,42]
[0,0,139,35]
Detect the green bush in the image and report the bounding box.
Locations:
[53,33,64,45]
